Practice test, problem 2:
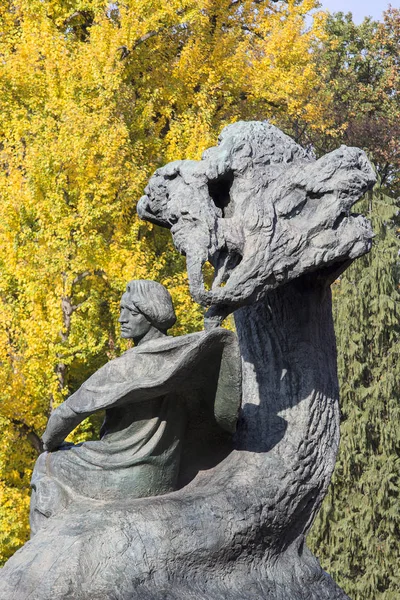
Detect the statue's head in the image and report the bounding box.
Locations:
[119,279,176,343]
[138,121,376,324]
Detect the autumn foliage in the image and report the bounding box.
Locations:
[0,0,327,562]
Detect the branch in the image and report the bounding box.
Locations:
[71,269,106,287]
[133,29,162,50]
[11,419,44,454]
[378,162,390,187]
[118,1,275,60]
[71,271,91,287]
[230,0,267,6]
[94,269,107,280]
[241,25,265,40]
[118,27,166,58]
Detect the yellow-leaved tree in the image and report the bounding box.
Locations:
[0,0,328,563]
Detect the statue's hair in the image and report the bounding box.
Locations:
[123,279,176,332]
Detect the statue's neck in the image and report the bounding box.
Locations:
[135,327,166,347]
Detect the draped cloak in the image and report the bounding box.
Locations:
[30,329,241,533]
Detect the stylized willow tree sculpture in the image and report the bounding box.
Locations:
[0,122,375,600]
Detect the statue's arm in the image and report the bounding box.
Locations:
[41,402,92,452]
[41,351,154,450]
[41,342,204,451]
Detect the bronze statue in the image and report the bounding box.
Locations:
[0,121,376,600]
[30,279,241,535]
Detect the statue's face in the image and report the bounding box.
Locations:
[118,294,152,341]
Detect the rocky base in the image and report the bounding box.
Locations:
[0,491,349,600]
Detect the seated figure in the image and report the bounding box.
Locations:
[30,280,241,535]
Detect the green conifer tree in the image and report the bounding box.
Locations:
[285,10,400,597]
[308,180,400,599]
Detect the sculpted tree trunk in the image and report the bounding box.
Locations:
[234,277,340,545]
[0,122,375,600]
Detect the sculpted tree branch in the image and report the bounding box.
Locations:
[138,122,374,321]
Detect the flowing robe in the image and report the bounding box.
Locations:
[30,329,241,534]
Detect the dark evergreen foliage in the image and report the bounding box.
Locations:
[308,182,400,599]
[298,9,400,599]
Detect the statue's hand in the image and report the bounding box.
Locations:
[41,401,87,452]
[41,441,52,452]
[41,406,72,452]
[42,437,73,453]
[41,428,64,452]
